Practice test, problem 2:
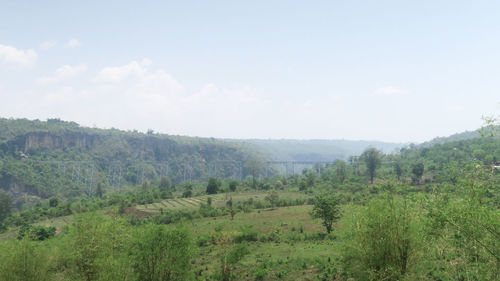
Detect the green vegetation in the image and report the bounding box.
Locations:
[361,147,382,184]
[0,118,261,206]
[132,224,193,281]
[0,118,499,280]
[310,194,341,234]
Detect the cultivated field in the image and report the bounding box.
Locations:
[134,191,310,214]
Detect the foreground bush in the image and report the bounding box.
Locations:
[340,192,427,280]
[131,224,194,281]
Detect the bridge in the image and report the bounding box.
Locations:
[22,159,340,189]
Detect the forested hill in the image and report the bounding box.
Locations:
[420,130,481,147]
[227,139,403,161]
[0,118,259,203]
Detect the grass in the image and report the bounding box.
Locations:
[166,205,341,280]
[1,190,340,280]
[0,202,341,280]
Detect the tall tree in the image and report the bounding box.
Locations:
[361,148,383,184]
[336,160,347,183]
[95,182,103,198]
[394,161,403,181]
[411,162,424,184]
[159,176,171,191]
[206,177,220,195]
[0,191,12,224]
[244,159,263,189]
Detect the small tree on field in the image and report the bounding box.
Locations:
[206,177,220,194]
[229,180,238,192]
[311,194,341,234]
[226,198,238,220]
[265,190,279,208]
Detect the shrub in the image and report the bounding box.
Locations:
[0,239,51,281]
[340,195,426,280]
[132,224,193,281]
[17,224,56,241]
[234,226,259,243]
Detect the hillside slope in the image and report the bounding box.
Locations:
[0,118,259,203]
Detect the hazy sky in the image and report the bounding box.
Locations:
[1,0,499,143]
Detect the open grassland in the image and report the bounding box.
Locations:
[168,205,341,280]
[185,205,322,235]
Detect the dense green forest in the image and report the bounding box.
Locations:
[0,119,498,280]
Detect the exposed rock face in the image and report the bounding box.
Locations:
[10,132,101,152]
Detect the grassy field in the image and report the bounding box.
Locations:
[168,205,341,280]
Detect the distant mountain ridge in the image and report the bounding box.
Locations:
[228,127,493,161]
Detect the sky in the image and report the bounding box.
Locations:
[0,0,499,143]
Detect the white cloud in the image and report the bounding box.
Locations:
[25,58,426,141]
[39,59,353,139]
[0,44,37,67]
[95,61,148,82]
[374,86,409,96]
[40,40,57,50]
[64,39,81,48]
[92,60,186,118]
[37,64,87,84]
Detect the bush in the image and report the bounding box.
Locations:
[132,224,193,281]
[234,226,259,243]
[254,268,267,281]
[17,224,56,241]
[0,239,51,281]
[340,194,426,280]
